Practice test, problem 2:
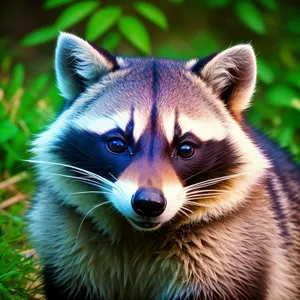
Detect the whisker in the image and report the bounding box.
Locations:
[186,189,229,195]
[26,159,120,192]
[183,173,246,192]
[185,173,241,187]
[181,206,193,214]
[182,168,207,184]
[27,159,112,183]
[185,192,225,197]
[71,191,113,195]
[108,172,118,181]
[184,195,220,201]
[178,208,190,218]
[73,201,111,251]
[46,172,112,192]
[179,194,221,200]
[185,201,212,208]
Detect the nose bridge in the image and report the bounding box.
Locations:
[133,157,165,189]
[120,155,176,191]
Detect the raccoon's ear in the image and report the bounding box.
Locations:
[55,32,118,102]
[194,45,256,116]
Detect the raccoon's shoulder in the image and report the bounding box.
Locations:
[245,121,300,207]
[245,122,299,174]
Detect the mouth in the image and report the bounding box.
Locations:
[128,218,161,230]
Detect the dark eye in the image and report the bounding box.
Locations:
[177,142,195,159]
[106,138,127,154]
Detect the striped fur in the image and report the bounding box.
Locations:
[28,33,300,300]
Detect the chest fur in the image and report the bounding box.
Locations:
[45,211,272,299]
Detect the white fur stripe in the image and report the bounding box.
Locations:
[73,111,131,134]
[178,114,226,141]
[162,112,176,144]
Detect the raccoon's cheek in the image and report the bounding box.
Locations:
[108,180,139,218]
[160,183,186,222]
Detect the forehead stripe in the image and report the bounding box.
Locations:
[148,62,160,162]
[149,103,158,161]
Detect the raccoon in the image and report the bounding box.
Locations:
[27,32,300,300]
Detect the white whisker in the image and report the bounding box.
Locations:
[46,172,112,192]
[181,206,193,214]
[184,173,246,192]
[108,172,118,181]
[186,189,229,195]
[178,208,190,218]
[185,192,225,197]
[26,159,122,193]
[71,191,113,195]
[185,201,212,208]
[184,195,220,201]
[72,201,111,252]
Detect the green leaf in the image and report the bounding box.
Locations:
[235,1,266,34]
[2,142,23,169]
[259,0,277,11]
[191,31,222,57]
[0,102,6,119]
[169,0,184,3]
[278,127,293,147]
[291,99,300,112]
[287,71,300,88]
[0,283,11,298]
[257,59,274,84]
[133,2,168,30]
[44,0,75,9]
[287,16,300,34]
[265,85,297,107]
[86,6,122,41]
[205,0,230,8]
[55,1,99,30]
[5,64,25,100]
[28,74,51,97]
[0,120,18,143]
[21,26,58,46]
[101,32,121,51]
[118,16,151,54]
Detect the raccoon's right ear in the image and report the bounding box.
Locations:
[55,32,119,102]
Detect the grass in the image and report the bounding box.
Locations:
[0,172,43,300]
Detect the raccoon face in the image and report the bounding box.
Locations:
[32,33,268,232]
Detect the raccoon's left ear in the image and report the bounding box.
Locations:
[55,32,119,102]
[192,45,256,116]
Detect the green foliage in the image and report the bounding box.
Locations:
[0,49,62,173]
[133,2,168,30]
[22,0,169,55]
[86,6,122,41]
[55,1,100,30]
[22,26,59,46]
[235,1,266,35]
[0,201,43,299]
[118,16,151,54]
[44,0,75,9]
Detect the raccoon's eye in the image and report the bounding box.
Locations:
[106,138,127,154]
[177,142,195,159]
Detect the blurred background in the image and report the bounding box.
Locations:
[0,0,299,298]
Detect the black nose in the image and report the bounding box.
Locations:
[131,188,166,217]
